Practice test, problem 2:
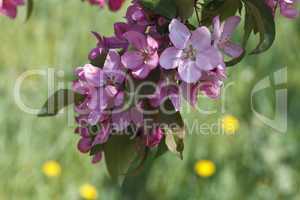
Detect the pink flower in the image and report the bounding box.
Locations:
[160,19,224,84]
[92,121,111,145]
[78,137,92,153]
[89,32,128,61]
[108,0,124,11]
[121,31,159,79]
[112,105,144,132]
[92,152,103,164]
[266,0,299,18]
[149,80,180,111]
[180,65,226,106]
[85,50,126,89]
[144,128,163,148]
[126,3,148,26]
[0,0,24,19]
[212,16,244,58]
[88,0,105,8]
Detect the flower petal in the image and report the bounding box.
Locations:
[147,36,158,52]
[178,61,202,83]
[190,26,212,51]
[222,16,241,39]
[223,41,244,58]
[121,51,144,70]
[212,16,223,41]
[103,50,121,71]
[159,47,183,69]
[196,47,223,71]
[123,31,147,49]
[145,52,159,70]
[169,19,191,49]
[131,65,151,79]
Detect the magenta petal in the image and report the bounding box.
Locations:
[190,27,212,51]
[92,152,103,164]
[93,125,110,145]
[88,89,108,110]
[83,64,105,87]
[222,16,241,39]
[159,47,183,70]
[88,111,101,125]
[178,61,202,83]
[121,51,144,70]
[114,91,125,107]
[223,41,244,58]
[147,36,159,52]
[212,16,223,41]
[123,31,147,49]
[105,85,118,97]
[169,19,191,49]
[145,128,163,148]
[103,50,121,71]
[280,5,299,18]
[145,52,159,70]
[108,0,123,11]
[78,138,92,153]
[131,65,151,79]
[130,107,143,125]
[200,81,221,99]
[112,111,130,131]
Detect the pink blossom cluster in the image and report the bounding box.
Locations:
[266,0,299,18]
[0,0,24,19]
[72,0,243,163]
[88,0,125,11]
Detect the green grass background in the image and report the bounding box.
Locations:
[0,1,300,199]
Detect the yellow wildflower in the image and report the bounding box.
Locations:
[42,160,61,177]
[222,115,240,135]
[79,183,98,200]
[194,160,216,177]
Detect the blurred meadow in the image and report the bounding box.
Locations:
[0,1,300,199]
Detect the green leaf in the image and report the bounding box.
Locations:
[26,0,34,21]
[242,0,276,54]
[158,99,185,158]
[201,0,242,26]
[165,130,184,159]
[175,0,195,20]
[140,0,177,19]
[38,89,83,117]
[158,99,184,127]
[103,135,137,184]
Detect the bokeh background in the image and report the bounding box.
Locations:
[0,1,300,199]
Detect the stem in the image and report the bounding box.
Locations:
[194,0,201,26]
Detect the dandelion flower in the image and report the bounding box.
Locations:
[79,183,98,200]
[222,115,239,135]
[42,160,62,177]
[194,160,216,177]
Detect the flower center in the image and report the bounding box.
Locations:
[183,45,197,61]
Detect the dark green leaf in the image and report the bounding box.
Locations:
[175,0,195,20]
[129,67,161,96]
[103,135,137,184]
[242,0,276,54]
[26,0,34,21]
[38,89,83,117]
[201,0,242,25]
[140,0,177,19]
